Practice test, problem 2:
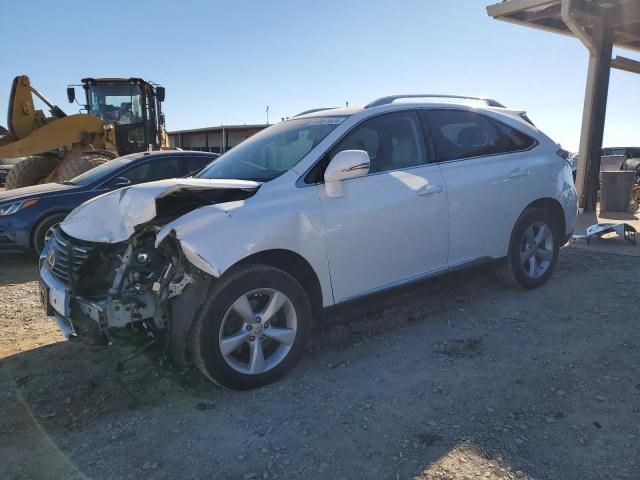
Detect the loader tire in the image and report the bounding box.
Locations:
[56,153,112,182]
[4,155,59,190]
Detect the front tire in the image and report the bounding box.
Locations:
[190,264,312,390]
[495,207,560,289]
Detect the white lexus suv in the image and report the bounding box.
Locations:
[39,95,578,389]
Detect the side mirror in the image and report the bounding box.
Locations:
[106,177,131,189]
[66,87,76,104]
[156,86,165,102]
[323,149,370,198]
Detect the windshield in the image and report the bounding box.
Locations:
[65,155,138,186]
[196,117,345,182]
[87,82,143,125]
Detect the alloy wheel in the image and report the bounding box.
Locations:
[519,221,554,278]
[218,288,297,375]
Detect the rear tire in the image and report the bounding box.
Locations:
[190,263,312,390]
[4,155,59,190]
[494,207,560,289]
[56,153,112,182]
[32,213,67,254]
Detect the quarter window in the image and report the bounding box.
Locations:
[425,109,536,162]
[330,111,428,174]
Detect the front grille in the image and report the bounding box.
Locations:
[49,228,93,283]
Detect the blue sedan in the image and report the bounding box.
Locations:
[0,150,219,254]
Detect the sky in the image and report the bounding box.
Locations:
[1,0,639,152]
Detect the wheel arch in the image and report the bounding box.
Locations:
[523,197,566,240]
[30,210,70,250]
[230,249,324,319]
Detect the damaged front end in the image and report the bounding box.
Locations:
[38,178,259,368]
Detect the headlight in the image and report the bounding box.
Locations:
[0,199,38,216]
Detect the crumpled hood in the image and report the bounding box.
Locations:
[60,178,260,243]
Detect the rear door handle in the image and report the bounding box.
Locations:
[508,168,531,179]
[417,184,444,197]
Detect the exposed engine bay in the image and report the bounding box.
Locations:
[40,180,260,368]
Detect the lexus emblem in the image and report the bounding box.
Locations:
[47,249,56,270]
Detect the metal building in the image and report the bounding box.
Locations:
[167,124,268,153]
[487,0,640,211]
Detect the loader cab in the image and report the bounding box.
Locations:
[78,77,165,155]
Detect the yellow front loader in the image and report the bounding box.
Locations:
[0,75,168,189]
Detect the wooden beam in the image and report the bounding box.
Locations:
[487,0,558,18]
[611,55,640,74]
[614,23,640,40]
[609,4,640,28]
[519,3,562,22]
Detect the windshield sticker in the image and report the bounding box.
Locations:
[306,117,346,126]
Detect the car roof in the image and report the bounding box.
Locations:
[292,94,511,120]
[292,98,521,123]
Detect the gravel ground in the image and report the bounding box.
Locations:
[0,247,639,480]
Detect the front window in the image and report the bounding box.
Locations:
[87,82,144,125]
[329,111,428,174]
[197,117,345,182]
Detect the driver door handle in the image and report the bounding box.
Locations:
[417,184,444,197]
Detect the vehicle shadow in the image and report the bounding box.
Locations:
[0,264,503,480]
[1,250,637,479]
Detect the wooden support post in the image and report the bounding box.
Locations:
[575,20,613,211]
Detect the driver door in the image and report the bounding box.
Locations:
[317,110,449,303]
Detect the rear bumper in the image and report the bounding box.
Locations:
[558,170,579,239]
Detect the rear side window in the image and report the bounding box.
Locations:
[425,109,536,162]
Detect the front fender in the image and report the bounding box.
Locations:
[155,185,334,306]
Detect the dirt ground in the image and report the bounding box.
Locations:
[0,246,639,480]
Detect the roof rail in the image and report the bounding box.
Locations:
[293,107,339,117]
[365,94,506,109]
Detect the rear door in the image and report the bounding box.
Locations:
[423,108,540,266]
